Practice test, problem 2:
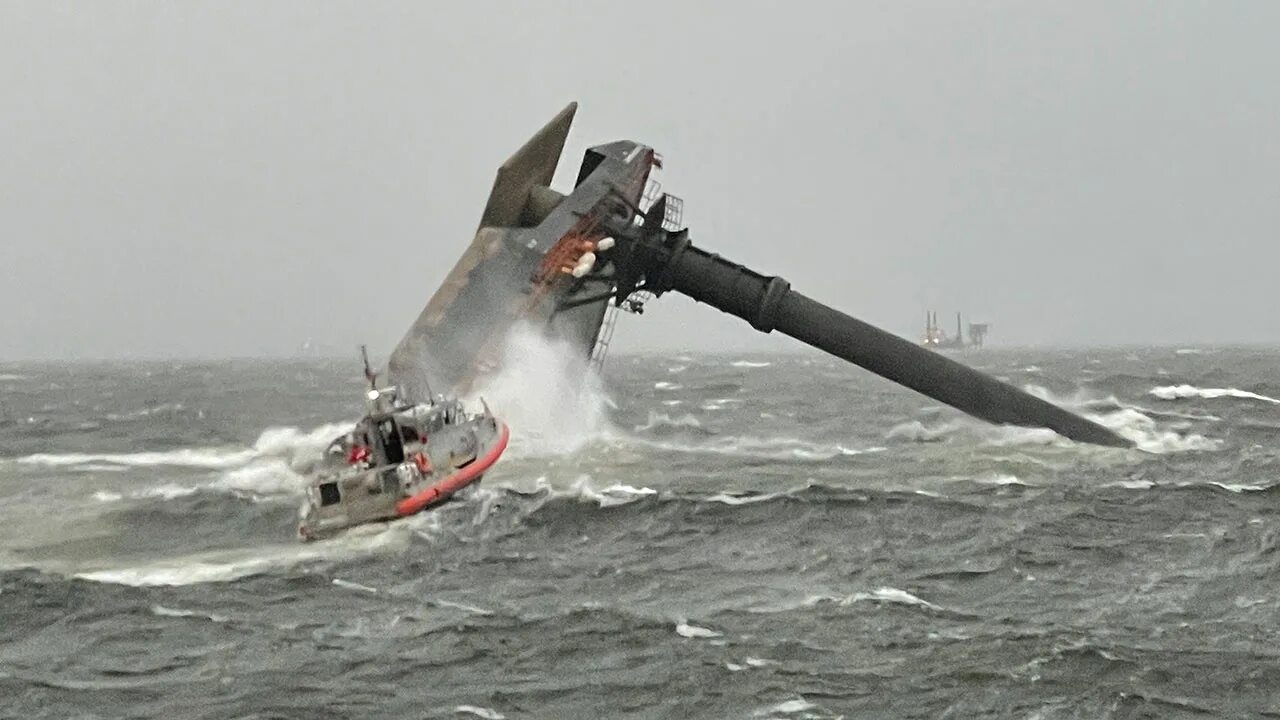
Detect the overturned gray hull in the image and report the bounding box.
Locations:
[388,103,652,401]
[386,105,1129,448]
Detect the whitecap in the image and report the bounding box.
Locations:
[75,528,408,587]
[435,599,493,616]
[1211,482,1272,493]
[455,706,505,720]
[976,474,1026,486]
[702,490,790,506]
[766,699,818,714]
[79,558,277,587]
[731,360,771,368]
[699,398,742,411]
[16,420,351,470]
[151,605,229,623]
[633,411,703,433]
[629,433,881,463]
[1089,408,1223,453]
[571,478,658,508]
[844,586,940,611]
[675,620,722,639]
[332,578,378,594]
[70,464,131,473]
[18,448,257,469]
[654,381,683,390]
[138,483,201,500]
[1106,479,1155,490]
[1150,385,1280,405]
[215,459,307,496]
[886,420,956,443]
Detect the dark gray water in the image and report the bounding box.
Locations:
[3,347,1280,718]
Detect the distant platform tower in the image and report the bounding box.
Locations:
[967,322,990,348]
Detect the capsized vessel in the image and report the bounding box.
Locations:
[297,349,509,541]
[385,103,1131,448]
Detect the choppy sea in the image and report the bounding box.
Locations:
[3,346,1280,718]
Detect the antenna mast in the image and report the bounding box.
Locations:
[360,345,377,390]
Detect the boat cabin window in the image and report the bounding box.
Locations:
[376,418,405,464]
[319,482,341,506]
[378,468,399,495]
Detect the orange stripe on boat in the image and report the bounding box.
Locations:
[395,421,510,516]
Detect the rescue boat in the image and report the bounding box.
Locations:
[297,365,509,541]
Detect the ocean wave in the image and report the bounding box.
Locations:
[1209,481,1275,493]
[841,586,942,610]
[764,699,819,715]
[730,360,771,368]
[1089,408,1223,453]
[19,447,258,469]
[88,458,309,505]
[632,411,709,434]
[1150,385,1280,405]
[886,420,961,443]
[653,381,682,390]
[887,419,1064,447]
[702,489,794,506]
[150,604,230,623]
[104,402,185,422]
[629,431,880,462]
[73,520,411,587]
[753,586,944,614]
[455,707,505,720]
[1102,479,1279,494]
[675,619,722,638]
[78,557,280,587]
[699,397,742,411]
[1104,479,1157,490]
[434,598,494,616]
[331,578,378,594]
[486,476,661,510]
[486,478,919,514]
[16,421,350,470]
[72,464,132,473]
[568,477,658,508]
[975,473,1027,486]
[1080,395,1221,423]
[1017,386,1223,453]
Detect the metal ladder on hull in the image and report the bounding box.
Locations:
[589,174,681,372]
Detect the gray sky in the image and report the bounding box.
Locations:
[3,1,1278,360]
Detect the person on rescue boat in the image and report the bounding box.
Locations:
[347,431,372,466]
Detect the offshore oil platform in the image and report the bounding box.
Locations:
[922,312,989,349]
[385,103,1130,448]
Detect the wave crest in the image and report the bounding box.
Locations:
[1150,385,1280,405]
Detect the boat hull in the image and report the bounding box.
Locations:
[298,416,509,541]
